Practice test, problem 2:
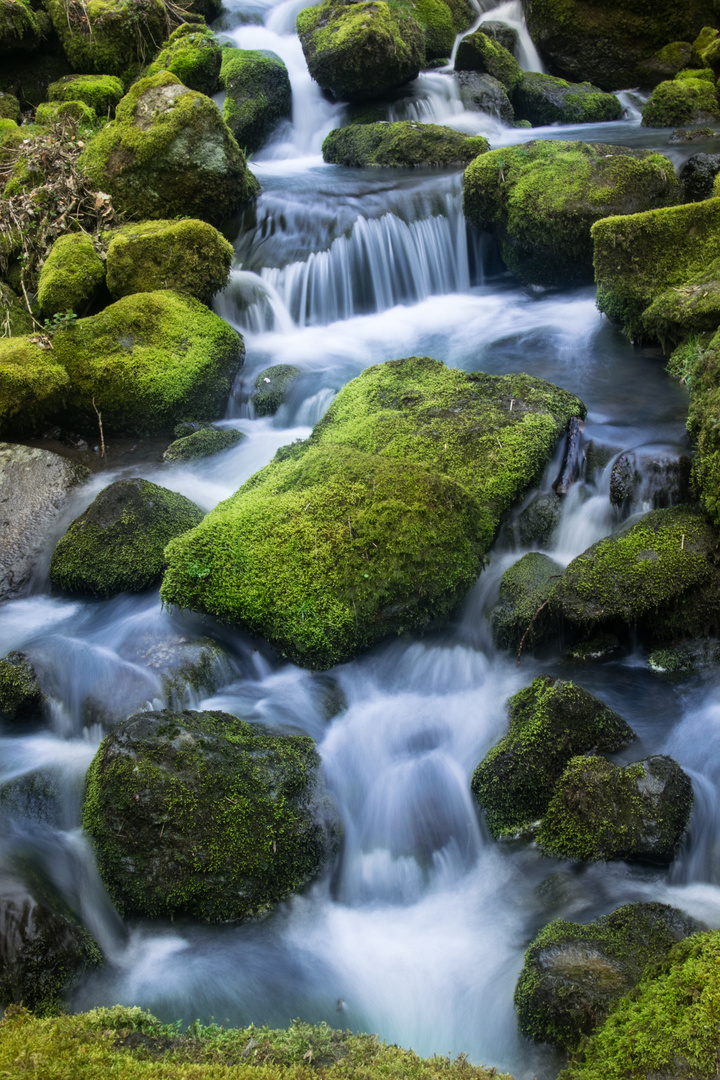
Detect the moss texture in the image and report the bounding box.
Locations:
[491,551,562,650]
[296,0,425,103]
[648,637,720,676]
[83,708,337,922]
[105,218,233,304]
[34,98,96,126]
[642,258,720,346]
[251,364,301,416]
[79,72,260,227]
[536,754,693,862]
[47,73,124,115]
[322,121,489,168]
[412,0,455,60]
[145,24,222,96]
[471,675,634,840]
[162,356,585,669]
[0,0,50,57]
[454,29,523,91]
[638,41,694,84]
[43,0,167,81]
[163,426,245,461]
[0,650,44,722]
[0,335,70,436]
[0,91,21,122]
[220,47,292,155]
[642,75,720,126]
[51,290,245,435]
[512,72,623,126]
[0,281,33,336]
[514,492,561,546]
[463,140,679,289]
[515,902,703,1050]
[37,233,106,318]
[685,329,720,529]
[49,477,204,597]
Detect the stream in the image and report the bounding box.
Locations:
[4,1,720,1076]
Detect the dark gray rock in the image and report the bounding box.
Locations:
[455,72,514,122]
[0,652,44,724]
[513,71,623,126]
[680,152,720,201]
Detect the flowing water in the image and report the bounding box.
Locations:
[5,2,720,1076]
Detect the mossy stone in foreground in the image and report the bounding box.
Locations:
[43,0,166,81]
[0,335,70,436]
[0,651,44,723]
[251,364,301,416]
[513,72,622,127]
[322,121,489,168]
[220,48,292,154]
[163,426,245,462]
[471,676,634,840]
[642,76,720,127]
[454,30,522,92]
[162,357,584,669]
[491,551,562,651]
[537,754,693,862]
[37,233,105,318]
[515,902,703,1050]
[83,709,338,921]
[34,99,96,126]
[144,24,222,97]
[47,74,124,116]
[50,478,203,597]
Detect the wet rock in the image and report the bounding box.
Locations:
[668,125,716,141]
[454,29,522,93]
[83,709,340,922]
[584,440,619,481]
[680,151,720,201]
[479,20,519,55]
[491,552,562,651]
[0,443,89,602]
[648,637,720,677]
[514,492,562,547]
[0,771,62,826]
[471,675,635,840]
[515,902,703,1049]
[163,426,246,462]
[564,633,621,663]
[553,416,585,495]
[322,121,489,168]
[609,451,691,509]
[609,453,640,507]
[454,72,514,123]
[220,48,292,155]
[251,364,303,416]
[537,754,693,862]
[0,652,44,724]
[637,41,694,85]
[121,633,236,702]
[513,72,622,127]
[642,75,720,128]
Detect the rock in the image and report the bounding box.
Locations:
[144,24,222,96]
[47,74,124,117]
[454,72,514,123]
[250,365,302,416]
[49,477,204,598]
[0,652,44,723]
[553,415,584,495]
[642,75,720,127]
[0,771,62,825]
[513,72,622,127]
[454,29,522,93]
[220,48,292,154]
[163,426,245,462]
[34,99,96,126]
[669,125,717,141]
[0,282,33,337]
[78,72,260,227]
[162,356,585,669]
[564,633,621,662]
[514,492,562,546]
[686,330,720,530]
[321,121,489,168]
[491,552,562,651]
[37,233,106,319]
[105,219,234,305]
[609,453,639,507]
[537,754,693,862]
[44,0,166,81]
[51,290,245,435]
[463,140,679,289]
[0,92,21,123]
[515,902,703,1049]
[0,0,51,58]
[637,41,694,84]
[296,0,425,103]
[470,675,634,840]
[0,336,70,437]
[648,637,720,677]
[681,152,720,201]
[608,451,690,509]
[0,876,102,1013]
[413,0,457,60]
[121,634,235,702]
[83,709,339,921]
[0,443,89,602]
[479,20,519,55]
[695,26,720,75]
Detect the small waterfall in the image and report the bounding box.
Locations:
[478,0,544,72]
[215,269,295,334]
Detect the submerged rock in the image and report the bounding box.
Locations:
[491,552,562,651]
[322,121,489,168]
[513,72,622,127]
[220,48,292,154]
[251,364,302,416]
[83,709,339,921]
[0,652,44,724]
[163,426,245,462]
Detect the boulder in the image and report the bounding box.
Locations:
[513,72,622,126]
[648,637,720,677]
[491,552,562,651]
[322,121,489,168]
[479,20,519,55]
[515,902,703,1049]
[0,92,21,122]
[608,451,690,509]
[78,72,259,227]
[537,754,693,862]
[43,0,167,81]
[37,233,106,318]
[0,652,44,723]
[0,0,51,58]
[47,74,124,116]
[470,675,634,840]
[642,75,720,127]
[163,425,245,461]
[119,633,235,701]
[34,99,96,126]
[105,219,234,305]
[251,364,302,416]
[144,24,222,97]
[564,633,620,662]
[455,72,514,123]
[161,356,585,669]
[0,53,72,109]
[412,0,456,60]
[454,29,522,93]
[296,0,425,103]
[680,152,720,201]
[463,140,679,288]
[513,492,562,546]
[220,48,292,154]
[83,709,339,921]
[637,41,694,84]
[49,477,204,597]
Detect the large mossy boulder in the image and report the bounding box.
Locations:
[0,337,70,436]
[83,709,338,921]
[78,72,259,227]
[251,364,301,416]
[471,675,634,840]
[642,75,720,126]
[144,23,222,97]
[37,233,105,318]
[51,290,245,435]
[220,48,292,155]
[463,140,679,288]
[515,902,703,1050]
[105,219,233,305]
[162,356,585,669]
[296,0,425,103]
[454,29,522,92]
[513,72,623,126]
[47,74,124,116]
[322,121,489,168]
[0,0,51,57]
[49,478,204,598]
[490,552,562,651]
[43,0,167,81]
[0,652,44,723]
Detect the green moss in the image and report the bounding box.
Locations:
[0,91,21,122]
[49,477,204,597]
[37,233,105,318]
[685,328,720,529]
[0,282,33,336]
[0,116,25,167]
[145,24,222,96]
[220,47,292,154]
[536,754,693,862]
[700,33,720,76]
[642,76,720,126]
[454,29,522,92]
[692,25,719,64]
[79,71,259,226]
[43,0,168,82]
[51,290,245,435]
[251,364,301,415]
[513,492,561,546]
[470,675,634,840]
[676,66,716,81]
[162,357,584,669]
[641,257,720,345]
[564,633,620,662]
[163,426,245,461]
[491,552,562,651]
[34,98,96,126]
[322,121,489,167]
[0,335,70,436]
[0,914,101,1015]
[512,72,623,126]
[105,218,233,304]
[47,74,124,116]
[411,0,455,61]
[0,651,44,722]
[463,140,679,289]
[648,637,720,676]
[638,41,693,84]
[0,0,50,56]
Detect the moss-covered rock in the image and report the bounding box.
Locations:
[0,282,33,336]
[47,73,124,116]
[37,233,105,318]
[0,116,25,168]
[144,23,222,96]
[642,76,720,127]
[0,0,51,57]
[515,902,703,1050]
[322,120,489,168]
[491,552,562,651]
[565,632,620,662]
[43,0,167,82]
[78,72,259,227]
[463,140,679,289]
[680,151,720,201]
[513,72,623,126]
[162,357,585,669]
[0,651,44,723]
[105,218,233,304]
[480,19,519,55]
[470,675,634,840]
[83,708,339,921]
[163,425,245,461]
[0,336,70,436]
[220,47,291,155]
[412,0,456,60]
[0,91,21,122]
[49,477,204,597]
[34,98,96,126]
[296,0,425,103]
[642,259,720,346]
[51,290,245,435]
[638,41,694,84]
[685,330,720,530]
[251,364,301,416]
[455,72,514,123]
[648,637,720,677]
[538,754,693,862]
[513,491,562,546]
[454,29,522,92]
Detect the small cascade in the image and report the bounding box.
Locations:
[216,269,295,334]
[478,0,544,71]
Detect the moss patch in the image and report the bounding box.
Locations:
[37,232,105,318]
[48,73,124,116]
[220,47,292,155]
[322,121,489,167]
[145,24,222,97]
[0,91,21,122]
[163,426,245,461]
[251,364,301,416]
[34,98,96,126]
[0,650,44,722]
[491,551,562,651]
[0,282,33,336]
[43,0,168,82]
[642,76,720,127]
[513,72,623,126]
[0,0,51,57]
[454,29,522,92]
[0,335,70,436]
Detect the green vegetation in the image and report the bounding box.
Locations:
[145,24,222,96]
[251,364,301,415]
[685,329,720,528]
[47,74,124,115]
[34,99,96,126]
[0,91,21,121]
[220,48,292,155]
[412,0,455,60]
[37,233,105,318]
[0,911,101,1015]
[454,29,522,92]
[43,0,168,81]
[648,637,720,676]
[490,551,562,651]
[513,72,623,126]
[0,335,70,436]
[0,281,33,335]
[322,121,489,168]
[0,650,44,722]
[163,426,245,461]
[642,75,720,126]
[0,0,51,57]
